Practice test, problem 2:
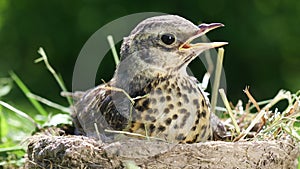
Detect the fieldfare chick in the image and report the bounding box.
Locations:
[73,15,227,143]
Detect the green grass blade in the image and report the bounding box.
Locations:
[0,100,39,128]
[219,88,240,135]
[27,93,71,113]
[210,48,224,114]
[36,47,73,105]
[107,35,120,65]
[9,72,48,116]
[0,104,7,143]
[0,146,24,152]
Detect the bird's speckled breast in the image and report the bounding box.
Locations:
[128,74,212,143]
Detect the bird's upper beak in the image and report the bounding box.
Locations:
[179,23,228,50]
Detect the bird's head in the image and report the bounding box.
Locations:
[119,15,227,77]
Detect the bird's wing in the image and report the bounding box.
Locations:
[72,83,128,141]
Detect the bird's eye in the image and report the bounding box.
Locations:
[160,33,176,45]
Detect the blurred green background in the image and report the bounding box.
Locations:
[0,0,299,107]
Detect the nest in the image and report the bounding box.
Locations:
[24,133,298,169]
[23,88,300,169]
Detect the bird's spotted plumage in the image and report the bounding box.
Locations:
[73,15,227,143]
[130,75,211,143]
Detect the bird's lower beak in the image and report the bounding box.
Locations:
[179,23,228,50]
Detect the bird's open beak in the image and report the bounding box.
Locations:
[179,23,228,50]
